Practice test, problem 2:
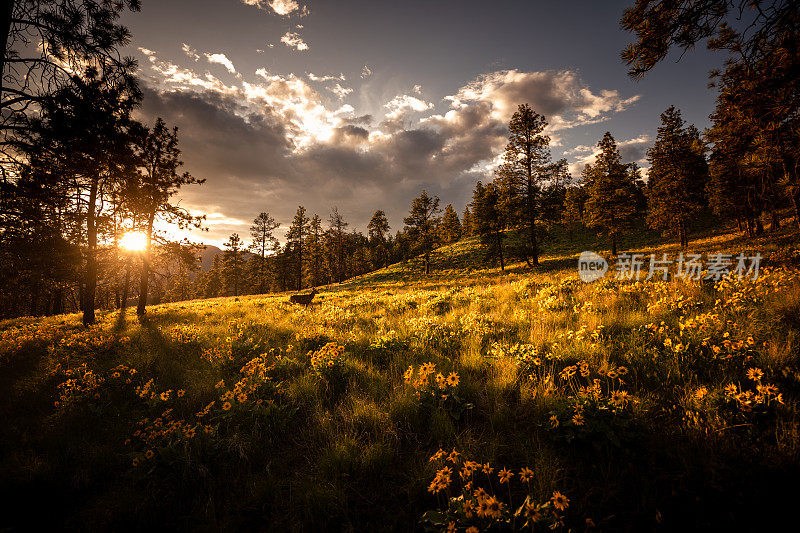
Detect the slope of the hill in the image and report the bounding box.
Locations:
[343,220,800,290]
[1,224,800,531]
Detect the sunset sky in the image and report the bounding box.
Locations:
[121,0,723,246]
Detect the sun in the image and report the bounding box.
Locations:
[119,231,148,252]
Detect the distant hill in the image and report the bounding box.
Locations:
[199,245,222,271]
[197,245,253,272]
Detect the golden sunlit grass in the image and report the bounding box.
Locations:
[1,225,799,530]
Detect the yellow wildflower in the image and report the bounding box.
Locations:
[551,491,570,511]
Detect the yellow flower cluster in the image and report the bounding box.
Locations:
[646,293,698,315]
[167,323,202,344]
[51,326,118,355]
[404,363,459,397]
[309,342,346,374]
[202,344,233,364]
[725,367,784,411]
[0,320,62,364]
[489,342,543,365]
[425,449,569,531]
[56,363,103,406]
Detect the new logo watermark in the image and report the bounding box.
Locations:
[577,251,762,283]
[578,251,608,283]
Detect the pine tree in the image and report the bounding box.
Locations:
[2,0,140,145]
[305,214,325,288]
[562,186,587,242]
[646,106,707,247]
[286,206,310,291]
[328,207,349,282]
[202,254,223,298]
[272,242,289,292]
[132,117,204,316]
[34,70,139,324]
[439,204,462,244]
[222,233,245,296]
[249,212,279,294]
[403,190,441,274]
[494,104,552,266]
[391,230,411,263]
[582,132,637,256]
[461,206,473,238]
[472,181,506,270]
[367,210,390,269]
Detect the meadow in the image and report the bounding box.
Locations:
[2,225,800,531]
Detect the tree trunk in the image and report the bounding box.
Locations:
[259,255,267,294]
[679,219,688,248]
[297,242,303,291]
[792,188,800,230]
[770,207,781,232]
[755,217,764,236]
[120,256,131,309]
[137,214,155,316]
[496,230,505,271]
[527,180,538,266]
[611,232,617,257]
[83,179,99,326]
[424,250,430,274]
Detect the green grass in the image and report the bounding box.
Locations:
[1,223,800,531]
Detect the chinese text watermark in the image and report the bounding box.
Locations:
[577,252,762,283]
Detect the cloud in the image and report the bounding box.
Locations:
[268,0,307,16]
[204,53,236,74]
[360,65,372,78]
[444,69,640,131]
[562,144,594,156]
[280,31,309,51]
[181,43,200,61]
[140,49,239,96]
[567,134,651,176]
[328,83,353,99]
[384,94,434,119]
[308,72,345,82]
[242,0,308,16]
[137,51,642,245]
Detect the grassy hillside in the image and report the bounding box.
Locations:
[2,226,800,531]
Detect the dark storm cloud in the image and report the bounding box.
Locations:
[138,86,292,182]
[329,124,369,145]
